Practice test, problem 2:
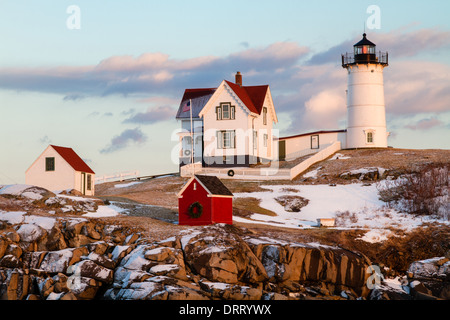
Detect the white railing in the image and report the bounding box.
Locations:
[289,141,341,179]
[180,142,341,181]
[95,170,139,184]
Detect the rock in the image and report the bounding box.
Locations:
[0,254,22,268]
[16,223,46,244]
[68,276,102,300]
[248,237,370,296]
[0,237,8,259]
[84,252,116,269]
[339,168,384,181]
[0,269,30,300]
[200,281,262,300]
[60,292,77,300]
[407,257,450,299]
[39,247,88,273]
[37,277,55,299]
[181,225,268,285]
[369,283,412,300]
[71,260,113,284]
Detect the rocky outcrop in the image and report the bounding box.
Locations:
[369,257,450,300]
[0,213,375,300]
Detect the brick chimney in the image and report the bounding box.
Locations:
[235,71,242,87]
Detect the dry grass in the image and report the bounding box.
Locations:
[233,197,277,218]
[293,148,450,184]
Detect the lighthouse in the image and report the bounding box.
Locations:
[342,33,389,149]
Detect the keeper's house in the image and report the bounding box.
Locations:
[177,175,233,226]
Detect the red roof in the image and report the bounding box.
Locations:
[51,145,95,174]
[224,81,268,115]
[181,88,216,102]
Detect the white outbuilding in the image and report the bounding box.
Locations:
[25,145,95,196]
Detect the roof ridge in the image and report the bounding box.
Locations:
[50,145,95,174]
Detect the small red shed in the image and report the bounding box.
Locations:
[177,175,233,226]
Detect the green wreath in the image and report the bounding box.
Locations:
[188,202,203,219]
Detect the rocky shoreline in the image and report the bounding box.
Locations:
[1,213,448,300]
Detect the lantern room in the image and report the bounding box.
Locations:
[342,33,388,67]
[354,33,377,64]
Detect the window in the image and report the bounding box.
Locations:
[217,130,236,149]
[87,174,92,191]
[263,107,267,125]
[367,132,374,143]
[45,157,55,171]
[216,103,235,120]
[263,134,268,147]
[311,135,319,149]
[222,104,230,119]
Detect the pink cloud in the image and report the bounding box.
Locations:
[404,117,444,130]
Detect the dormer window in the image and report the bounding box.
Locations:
[216,103,235,120]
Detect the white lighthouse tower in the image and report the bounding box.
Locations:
[342,33,389,149]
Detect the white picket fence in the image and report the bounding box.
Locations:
[95,170,139,184]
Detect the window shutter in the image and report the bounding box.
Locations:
[216,131,222,149]
[231,131,236,148]
[216,106,221,120]
[231,106,235,120]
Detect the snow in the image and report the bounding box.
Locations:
[234,182,449,243]
[83,204,126,218]
[0,211,26,224]
[150,264,179,273]
[23,215,56,230]
[201,281,230,290]
[114,181,142,189]
[16,224,44,242]
[0,184,33,196]
[303,167,321,179]
[329,153,351,160]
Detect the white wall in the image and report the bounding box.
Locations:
[25,146,95,195]
[25,146,76,192]
[346,63,388,148]
[202,84,274,164]
[282,131,346,160]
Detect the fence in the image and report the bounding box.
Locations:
[180,141,341,181]
[94,170,139,184]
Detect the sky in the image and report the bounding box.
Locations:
[0,0,449,184]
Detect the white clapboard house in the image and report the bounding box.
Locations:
[175,72,278,168]
[25,145,95,196]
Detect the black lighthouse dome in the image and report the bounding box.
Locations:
[342,33,388,68]
[354,33,376,63]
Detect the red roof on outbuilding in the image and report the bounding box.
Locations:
[51,145,95,174]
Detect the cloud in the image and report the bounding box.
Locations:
[63,93,86,101]
[1,26,449,138]
[39,135,52,145]
[385,60,450,115]
[404,117,445,130]
[123,106,174,124]
[100,127,147,154]
[0,41,308,98]
[307,27,450,65]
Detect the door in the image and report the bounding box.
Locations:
[279,140,286,161]
[311,135,319,149]
[81,172,86,195]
